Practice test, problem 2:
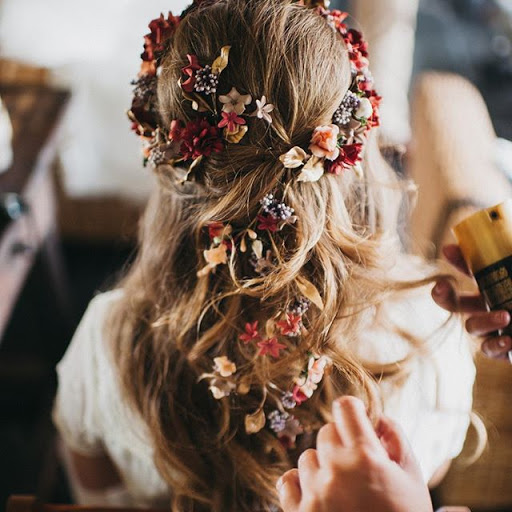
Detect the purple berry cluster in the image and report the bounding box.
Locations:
[260,193,294,221]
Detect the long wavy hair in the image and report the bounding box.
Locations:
[109,1,440,510]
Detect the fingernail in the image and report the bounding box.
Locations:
[276,477,284,492]
[494,311,510,323]
[499,339,508,348]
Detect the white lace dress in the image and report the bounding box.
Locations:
[53,287,475,507]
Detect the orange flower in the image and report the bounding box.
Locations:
[309,124,340,160]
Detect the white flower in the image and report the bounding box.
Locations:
[252,96,274,124]
[355,97,373,119]
[213,356,237,377]
[296,156,324,182]
[279,146,308,168]
[209,378,236,399]
[219,87,252,115]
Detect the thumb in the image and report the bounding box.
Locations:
[377,416,423,478]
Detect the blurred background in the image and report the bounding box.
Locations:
[0,0,511,510]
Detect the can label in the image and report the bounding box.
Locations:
[475,255,512,311]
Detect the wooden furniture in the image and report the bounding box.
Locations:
[6,495,165,512]
[0,84,71,340]
[409,72,512,511]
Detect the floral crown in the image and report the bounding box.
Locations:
[128,0,380,448]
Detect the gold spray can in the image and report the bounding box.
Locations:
[453,200,512,330]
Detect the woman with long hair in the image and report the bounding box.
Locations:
[53,1,476,510]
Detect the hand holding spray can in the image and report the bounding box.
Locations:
[453,200,512,361]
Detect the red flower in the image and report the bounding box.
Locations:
[180,117,224,160]
[257,337,287,358]
[326,143,362,175]
[367,91,382,128]
[276,314,302,336]
[292,385,308,405]
[345,29,368,57]
[141,13,180,62]
[181,54,202,93]
[169,119,184,141]
[208,221,225,241]
[330,9,349,31]
[256,214,279,232]
[239,321,261,343]
[218,111,246,133]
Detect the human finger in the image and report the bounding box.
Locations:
[442,244,471,276]
[316,423,342,466]
[432,279,486,313]
[481,335,512,360]
[376,416,422,478]
[277,469,301,511]
[465,311,510,336]
[297,449,320,489]
[332,396,382,450]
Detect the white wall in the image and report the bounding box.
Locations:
[0,0,189,199]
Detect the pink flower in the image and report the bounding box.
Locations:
[180,117,224,160]
[309,124,340,160]
[276,314,302,337]
[218,111,246,134]
[181,54,202,93]
[239,321,261,343]
[292,385,308,405]
[257,337,287,358]
[326,143,362,175]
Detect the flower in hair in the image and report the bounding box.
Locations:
[181,54,202,93]
[239,321,261,343]
[218,111,246,134]
[214,356,237,377]
[219,87,252,115]
[252,96,275,124]
[326,143,362,175]
[257,337,287,358]
[309,124,340,160]
[179,117,224,160]
[276,313,302,337]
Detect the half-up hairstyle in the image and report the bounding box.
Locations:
[110,1,437,510]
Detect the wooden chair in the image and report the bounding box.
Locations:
[6,495,166,512]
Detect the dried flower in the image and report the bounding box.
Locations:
[257,337,287,358]
[141,13,180,63]
[180,117,224,160]
[309,124,340,160]
[288,298,311,316]
[131,75,157,101]
[256,214,279,232]
[276,313,302,337]
[279,146,308,169]
[209,378,236,399]
[204,244,228,266]
[218,111,246,133]
[260,194,294,220]
[355,97,373,119]
[326,143,362,175]
[181,54,202,93]
[239,321,261,343]
[194,65,219,95]
[292,385,308,405]
[332,91,360,126]
[219,87,252,115]
[268,410,290,433]
[296,156,325,183]
[213,356,237,377]
[281,391,297,409]
[252,96,274,124]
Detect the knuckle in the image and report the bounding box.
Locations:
[357,444,380,469]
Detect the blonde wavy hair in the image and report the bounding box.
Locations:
[109,1,442,510]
